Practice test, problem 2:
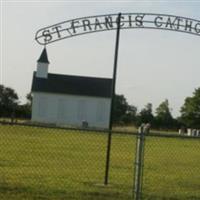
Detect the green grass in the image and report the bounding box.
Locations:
[0,124,199,199]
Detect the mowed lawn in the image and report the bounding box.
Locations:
[0,124,199,200]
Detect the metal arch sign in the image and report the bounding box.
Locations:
[35,13,200,45]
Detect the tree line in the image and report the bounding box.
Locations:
[1,84,200,129]
[0,85,32,120]
[113,89,200,129]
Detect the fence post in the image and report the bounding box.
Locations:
[134,124,146,200]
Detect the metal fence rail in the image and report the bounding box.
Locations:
[0,121,199,200]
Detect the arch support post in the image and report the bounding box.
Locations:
[104,13,121,185]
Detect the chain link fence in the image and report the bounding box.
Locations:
[0,121,199,199]
[142,135,200,200]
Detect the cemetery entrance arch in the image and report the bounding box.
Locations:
[35,12,200,187]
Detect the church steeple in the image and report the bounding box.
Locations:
[36,48,49,78]
[37,47,50,63]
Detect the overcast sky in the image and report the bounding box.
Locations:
[1,0,200,117]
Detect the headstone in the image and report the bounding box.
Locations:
[197,130,200,137]
[179,129,184,135]
[187,128,192,136]
[192,129,197,136]
[82,120,88,128]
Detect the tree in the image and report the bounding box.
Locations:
[112,94,137,124]
[180,88,200,128]
[155,99,174,129]
[0,84,19,117]
[15,93,32,119]
[121,105,137,124]
[113,94,129,123]
[136,103,154,126]
[26,92,33,106]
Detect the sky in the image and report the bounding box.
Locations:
[1,0,200,117]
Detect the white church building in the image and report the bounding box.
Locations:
[31,48,112,129]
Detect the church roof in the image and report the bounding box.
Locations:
[31,72,112,98]
[37,48,50,64]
